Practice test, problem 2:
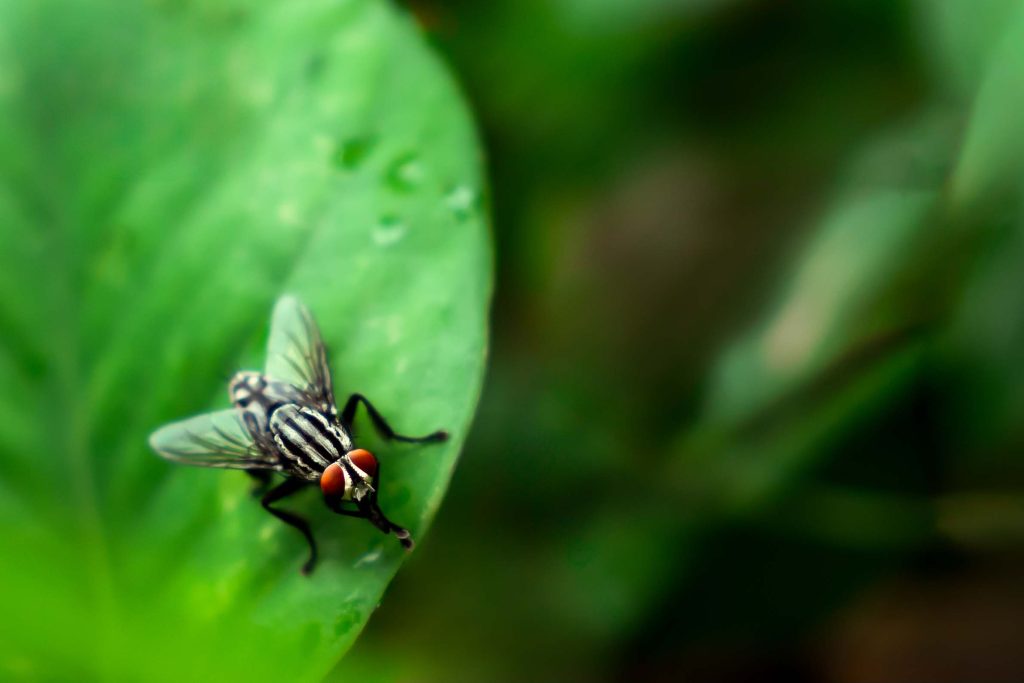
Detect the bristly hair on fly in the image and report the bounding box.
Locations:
[149,295,448,575]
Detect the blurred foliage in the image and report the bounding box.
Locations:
[0,0,488,680]
[330,0,1024,682]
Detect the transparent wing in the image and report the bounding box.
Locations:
[264,295,337,417]
[149,409,282,470]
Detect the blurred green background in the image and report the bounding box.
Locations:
[332,0,1024,681]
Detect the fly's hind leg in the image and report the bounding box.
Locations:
[340,393,448,444]
[261,478,318,575]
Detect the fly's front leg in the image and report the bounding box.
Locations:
[323,498,374,528]
[340,393,448,444]
[324,485,414,551]
[370,463,414,549]
[261,478,318,575]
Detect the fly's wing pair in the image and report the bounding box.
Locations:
[149,296,339,472]
[264,295,339,420]
[149,408,282,471]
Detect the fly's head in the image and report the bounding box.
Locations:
[319,449,377,502]
[319,449,414,550]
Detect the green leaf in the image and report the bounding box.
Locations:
[913,0,1022,95]
[667,115,956,515]
[702,188,936,426]
[0,1,490,680]
[950,4,1024,211]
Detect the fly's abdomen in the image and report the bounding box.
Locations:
[229,371,304,435]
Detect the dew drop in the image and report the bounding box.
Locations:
[355,549,382,567]
[333,608,360,638]
[445,184,478,220]
[333,136,375,170]
[373,214,407,247]
[386,151,423,192]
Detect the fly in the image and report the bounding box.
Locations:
[149,296,448,574]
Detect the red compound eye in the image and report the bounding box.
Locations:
[347,449,378,478]
[320,462,349,497]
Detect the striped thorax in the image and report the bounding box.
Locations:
[268,404,375,501]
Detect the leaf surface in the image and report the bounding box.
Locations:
[0,1,490,680]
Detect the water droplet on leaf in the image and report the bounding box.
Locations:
[373,214,407,247]
[386,151,423,192]
[445,184,477,220]
[333,136,375,170]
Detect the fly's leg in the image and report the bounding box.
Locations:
[324,488,414,551]
[340,393,448,444]
[261,478,318,575]
[324,497,368,519]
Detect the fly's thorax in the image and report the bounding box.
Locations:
[268,404,353,481]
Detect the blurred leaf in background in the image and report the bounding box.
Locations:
[0,0,489,680]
